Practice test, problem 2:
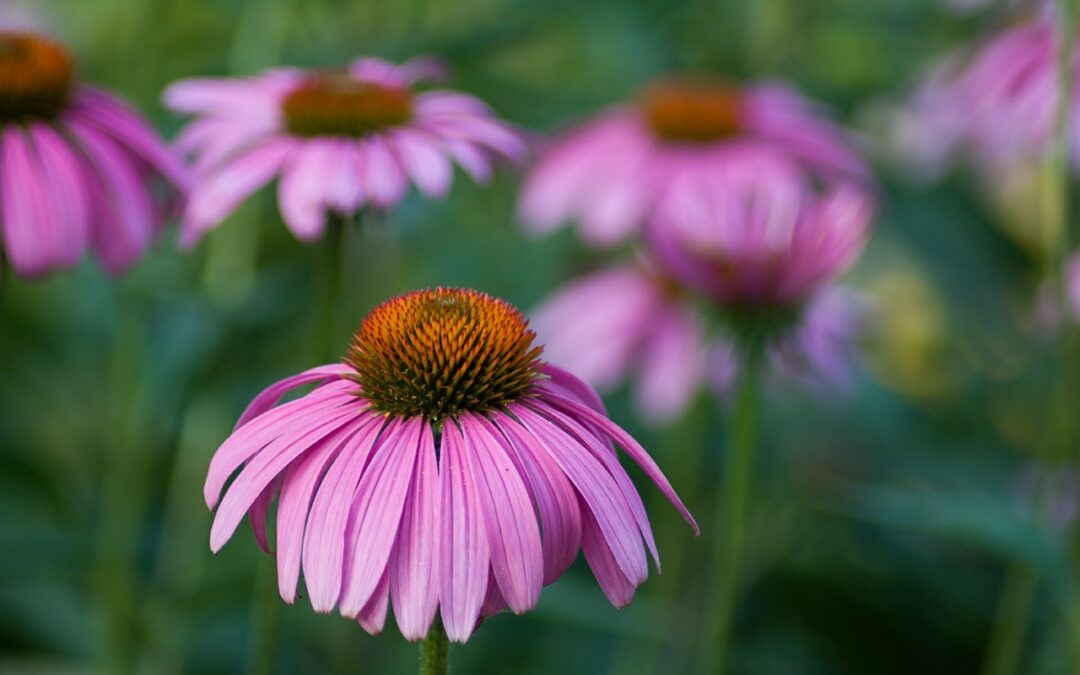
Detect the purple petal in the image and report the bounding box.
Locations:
[460,413,543,613]
[357,567,392,635]
[438,421,490,643]
[506,405,647,587]
[537,393,699,535]
[275,418,364,603]
[339,418,422,617]
[360,137,407,208]
[580,496,636,607]
[301,415,388,612]
[390,422,440,641]
[236,365,353,428]
[390,129,453,199]
[486,411,582,585]
[0,127,64,277]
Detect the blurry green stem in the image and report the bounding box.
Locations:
[704,344,762,674]
[980,564,1039,675]
[246,557,282,675]
[314,214,348,362]
[419,621,450,675]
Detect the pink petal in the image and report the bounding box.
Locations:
[390,129,453,198]
[182,137,296,248]
[300,416,389,612]
[486,411,582,585]
[339,419,422,617]
[275,418,367,603]
[580,497,636,607]
[28,124,91,268]
[390,422,441,641]
[360,137,407,208]
[277,139,336,242]
[538,393,699,535]
[634,306,704,423]
[236,364,353,428]
[357,567,392,635]
[438,421,490,643]
[460,413,543,613]
[209,401,364,553]
[0,127,64,276]
[506,405,646,587]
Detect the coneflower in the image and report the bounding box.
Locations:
[0,30,186,277]
[204,288,697,672]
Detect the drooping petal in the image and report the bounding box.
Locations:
[486,411,582,585]
[204,380,357,509]
[536,393,699,534]
[275,418,368,603]
[390,422,440,641]
[0,127,63,276]
[209,401,365,553]
[390,128,453,199]
[357,567,392,635]
[579,497,637,607]
[237,364,353,428]
[339,418,422,617]
[27,124,91,269]
[506,405,647,587]
[302,415,389,612]
[460,413,543,613]
[438,421,490,643]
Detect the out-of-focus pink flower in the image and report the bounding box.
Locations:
[648,149,873,309]
[532,257,870,424]
[205,288,696,643]
[165,57,525,247]
[530,260,711,424]
[893,14,1075,177]
[519,77,870,248]
[1066,251,1080,318]
[0,31,188,277]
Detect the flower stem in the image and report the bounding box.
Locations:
[703,345,762,674]
[980,563,1039,675]
[419,621,450,675]
[246,556,282,675]
[313,213,348,363]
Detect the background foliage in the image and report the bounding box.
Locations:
[1,0,1074,673]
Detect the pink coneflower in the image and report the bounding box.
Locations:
[519,77,870,247]
[648,149,873,314]
[0,31,187,277]
[531,260,867,424]
[166,57,525,247]
[892,13,1072,177]
[204,288,697,646]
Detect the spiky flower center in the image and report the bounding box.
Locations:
[282,73,413,138]
[639,78,743,143]
[345,288,544,421]
[0,32,73,122]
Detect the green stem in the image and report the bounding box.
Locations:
[980,564,1039,675]
[246,556,282,675]
[702,346,762,674]
[419,621,450,675]
[313,214,348,363]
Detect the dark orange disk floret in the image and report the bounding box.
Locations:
[282,72,413,138]
[0,32,74,122]
[345,288,544,420]
[639,77,744,143]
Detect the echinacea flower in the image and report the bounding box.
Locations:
[532,259,867,424]
[0,31,187,277]
[519,76,870,247]
[204,288,697,643]
[166,57,525,247]
[891,12,1070,178]
[648,149,873,315]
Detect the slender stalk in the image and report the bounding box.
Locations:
[980,564,1039,675]
[702,345,762,674]
[246,556,282,675]
[419,621,450,675]
[313,213,348,362]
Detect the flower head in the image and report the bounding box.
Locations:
[519,76,870,247]
[205,288,697,643]
[166,57,525,247]
[891,13,1070,178]
[0,31,187,277]
[532,259,869,423]
[648,150,873,315]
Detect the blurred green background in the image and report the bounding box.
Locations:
[2,0,1077,673]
